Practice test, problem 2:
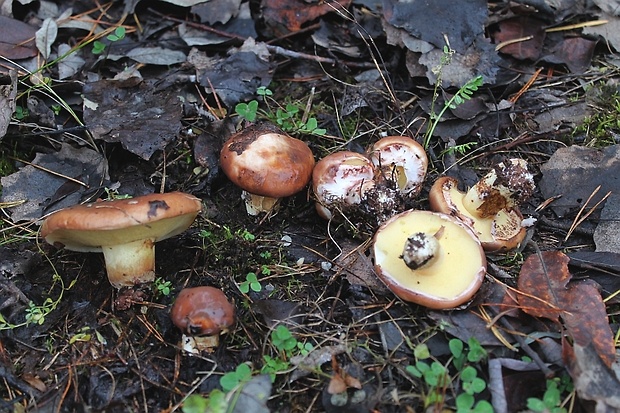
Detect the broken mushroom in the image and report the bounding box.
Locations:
[367,136,428,197]
[219,123,315,215]
[372,210,486,309]
[40,192,202,288]
[429,158,535,251]
[312,151,376,220]
[170,286,235,352]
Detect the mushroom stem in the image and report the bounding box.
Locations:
[401,232,440,270]
[102,238,156,288]
[241,191,279,216]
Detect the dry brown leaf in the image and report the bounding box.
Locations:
[517,251,615,367]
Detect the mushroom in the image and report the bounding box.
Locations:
[170,286,235,352]
[219,123,315,215]
[429,158,535,251]
[372,210,486,309]
[40,192,202,288]
[367,136,428,197]
[312,151,376,220]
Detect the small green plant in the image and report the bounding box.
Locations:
[182,392,227,413]
[423,44,484,149]
[260,355,290,381]
[153,277,173,297]
[406,337,490,411]
[271,324,298,354]
[235,87,327,136]
[527,376,572,413]
[238,272,262,293]
[13,105,29,120]
[220,363,253,392]
[0,269,76,331]
[92,26,126,55]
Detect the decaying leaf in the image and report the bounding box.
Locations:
[383,0,487,52]
[0,16,38,60]
[262,0,352,33]
[327,356,362,394]
[491,16,546,60]
[517,251,615,367]
[541,36,598,73]
[0,70,18,140]
[35,17,58,60]
[563,341,620,411]
[82,79,183,160]
[517,251,570,321]
[0,143,109,222]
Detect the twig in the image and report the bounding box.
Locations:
[564,185,611,241]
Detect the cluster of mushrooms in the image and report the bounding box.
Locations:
[39,122,535,353]
[217,123,535,309]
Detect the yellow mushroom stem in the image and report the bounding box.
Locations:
[400,227,444,270]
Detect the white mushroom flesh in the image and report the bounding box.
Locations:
[315,157,375,209]
[370,143,426,195]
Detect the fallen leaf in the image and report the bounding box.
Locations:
[262,0,352,33]
[0,16,38,60]
[491,16,546,60]
[82,79,183,160]
[383,0,487,52]
[541,36,598,73]
[517,251,569,321]
[35,17,58,60]
[517,251,616,367]
[539,144,620,218]
[0,143,109,222]
[0,70,18,139]
[563,340,620,411]
[327,356,362,395]
[126,47,187,65]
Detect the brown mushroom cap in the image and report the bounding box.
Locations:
[367,136,428,196]
[372,210,486,309]
[40,192,202,288]
[219,123,315,199]
[429,176,526,252]
[170,286,235,337]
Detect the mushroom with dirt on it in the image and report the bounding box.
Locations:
[170,286,235,352]
[372,210,487,309]
[40,192,202,289]
[219,123,316,216]
[312,151,376,220]
[428,158,535,252]
[367,135,428,197]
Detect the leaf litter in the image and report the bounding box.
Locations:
[0,0,619,411]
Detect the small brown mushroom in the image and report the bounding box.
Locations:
[367,136,428,197]
[372,210,486,309]
[429,158,535,252]
[219,123,315,215]
[170,286,235,352]
[40,192,202,288]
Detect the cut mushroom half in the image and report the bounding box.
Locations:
[312,151,376,220]
[372,210,486,309]
[367,136,428,197]
[429,159,535,252]
[219,123,315,216]
[40,192,202,288]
